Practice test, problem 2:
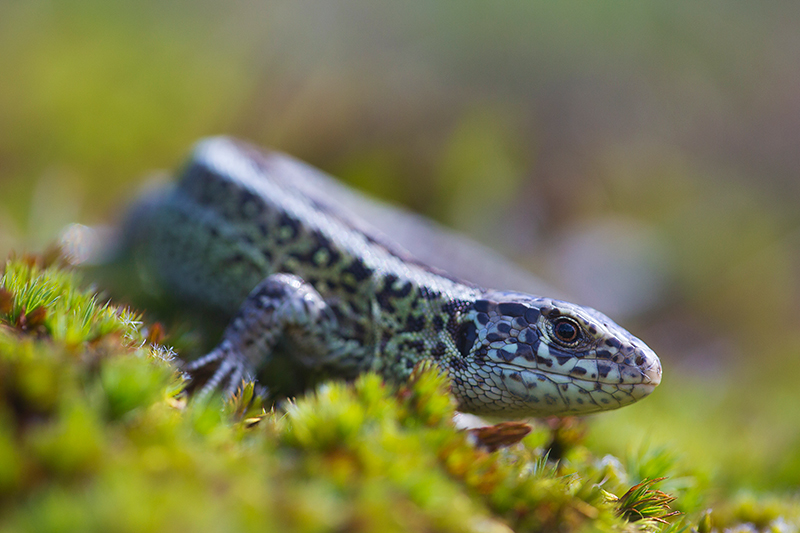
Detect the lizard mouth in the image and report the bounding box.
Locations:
[499,363,660,388]
[480,355,662,416]
[497,347,662,389]
[453,361,661,417]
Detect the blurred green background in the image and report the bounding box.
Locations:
[2,0,800,497]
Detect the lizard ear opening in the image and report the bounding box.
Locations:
[455,322,478,358]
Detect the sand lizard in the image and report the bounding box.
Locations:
[111,137,661,417]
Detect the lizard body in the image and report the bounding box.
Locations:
[118,137,661,417]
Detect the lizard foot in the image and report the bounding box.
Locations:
[184,340,256,400]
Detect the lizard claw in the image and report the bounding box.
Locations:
[184,340,255,400]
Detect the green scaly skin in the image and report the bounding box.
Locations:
[118,137,661,417]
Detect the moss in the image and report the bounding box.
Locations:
[0,257,793,533]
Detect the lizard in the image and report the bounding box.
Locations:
[105,137,661,418]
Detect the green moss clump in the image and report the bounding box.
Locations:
[0,257,792,533]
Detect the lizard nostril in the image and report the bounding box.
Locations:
[635,355,645,366]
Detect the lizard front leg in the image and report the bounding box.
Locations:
[185,273,348,399]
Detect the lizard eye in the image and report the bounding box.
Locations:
[552,318,581,345]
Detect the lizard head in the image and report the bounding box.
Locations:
[449,292,661,417]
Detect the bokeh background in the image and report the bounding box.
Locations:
[2,0,800,498]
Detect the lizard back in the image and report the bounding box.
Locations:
[122,138,481,353]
